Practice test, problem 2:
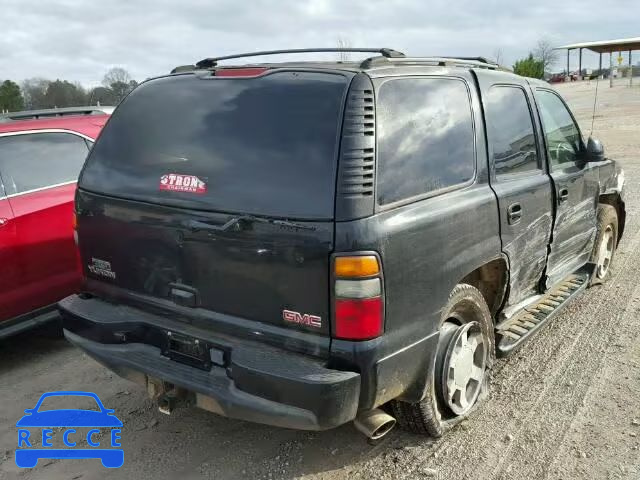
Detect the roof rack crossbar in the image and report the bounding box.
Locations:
[196,48,405,68]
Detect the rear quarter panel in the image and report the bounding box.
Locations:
[3,183,80,319]
[332,70,502,407]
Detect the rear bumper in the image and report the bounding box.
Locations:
[59,295,360,431]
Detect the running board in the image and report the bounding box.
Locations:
[495,272,589,356]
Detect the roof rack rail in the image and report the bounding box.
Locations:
[449,56,496,64]
[360,55,500,70]
[195,48,405,69]
[0,106,114,122]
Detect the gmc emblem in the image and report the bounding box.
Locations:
[282,309,322,328]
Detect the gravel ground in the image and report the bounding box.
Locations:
[1,80,639,480]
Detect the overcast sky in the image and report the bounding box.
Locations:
[2,0,639,86]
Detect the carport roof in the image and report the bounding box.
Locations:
[555,37,640,53]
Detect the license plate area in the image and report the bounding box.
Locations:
[163,331,212,371]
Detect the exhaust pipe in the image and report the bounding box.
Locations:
[354,408,396,440]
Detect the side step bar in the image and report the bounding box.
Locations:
[495,272,590,356]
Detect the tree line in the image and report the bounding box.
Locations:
[496,39,558,79]
[0,67,138,113]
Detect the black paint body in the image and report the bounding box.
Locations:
[60,61,626,430]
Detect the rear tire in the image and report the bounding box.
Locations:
[589,204,618,286]
[390,284,495,437]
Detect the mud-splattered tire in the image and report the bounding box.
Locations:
[390,284,495,437]
[589,204,618,286]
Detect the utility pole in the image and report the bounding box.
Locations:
[610,52,613,88]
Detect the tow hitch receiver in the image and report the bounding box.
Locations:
[147,378,191,415]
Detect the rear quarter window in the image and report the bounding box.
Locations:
[376,77,476,205]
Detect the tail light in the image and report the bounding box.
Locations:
[333,255,384,340]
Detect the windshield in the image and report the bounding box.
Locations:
[80,71,350,220]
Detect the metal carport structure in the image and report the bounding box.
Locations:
[556,37,640,87]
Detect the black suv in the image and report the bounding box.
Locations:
[60,48,626,440]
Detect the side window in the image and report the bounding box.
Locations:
[485,86,539,176]
[377,77,475,205]
[0,132,89,195]
[535,90,583,168]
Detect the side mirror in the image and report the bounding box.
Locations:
[586,137,605,162]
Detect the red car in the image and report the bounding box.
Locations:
[0,111,108,337]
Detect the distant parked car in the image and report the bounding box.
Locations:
[548,73,565,84]
[0,110,108,338]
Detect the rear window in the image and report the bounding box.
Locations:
[80,71,349,219]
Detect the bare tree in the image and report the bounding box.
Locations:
[336,37,352,62]
[21,78,50,109]
[534,39,558,72]
[102,67,137,103]
[492,48,504,66]
[102,67,132,87]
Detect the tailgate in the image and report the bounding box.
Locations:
[76,190,334,337]
[74,69,351,344]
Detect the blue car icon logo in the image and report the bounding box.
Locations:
[16,391,123,468]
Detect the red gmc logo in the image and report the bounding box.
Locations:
[282,309,322,328]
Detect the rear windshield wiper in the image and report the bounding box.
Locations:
[183,215,317,232]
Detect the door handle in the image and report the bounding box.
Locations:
[507,203,522,225]
[558,188,569,204]
[0,217,9,227]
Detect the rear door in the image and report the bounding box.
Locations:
[533,88,598,285]
[77,70,352,340]
[480,76,553,306]
[0,132,89,319]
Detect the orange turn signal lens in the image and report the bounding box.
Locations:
[334,255,380,278]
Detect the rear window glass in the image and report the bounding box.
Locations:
[0,133,89,195]
[376,77,476,205]
[80,72,349,219]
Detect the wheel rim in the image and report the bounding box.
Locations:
[440,321,487,416]
[596,224,615,279]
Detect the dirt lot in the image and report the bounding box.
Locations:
[1,81,639,480]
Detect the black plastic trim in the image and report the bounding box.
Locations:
[335,73,377,221]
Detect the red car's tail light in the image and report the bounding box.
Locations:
[333,255,384,340]
[72,212,79,246]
